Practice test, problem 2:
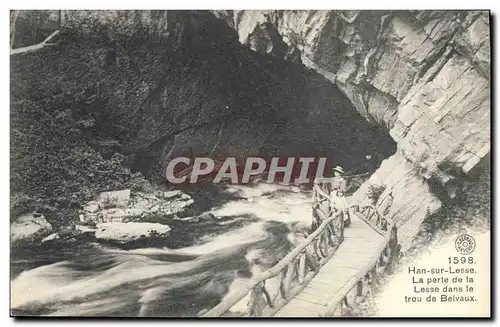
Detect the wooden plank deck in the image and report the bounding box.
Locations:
[274,211,385,317]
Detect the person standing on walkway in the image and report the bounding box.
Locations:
[330,166,351,227]
[332,166,347,194]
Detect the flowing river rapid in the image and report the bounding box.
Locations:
[11,183,315,317]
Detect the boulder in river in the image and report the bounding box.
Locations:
[75,224,97,235]
[41,232,60,243]
[163,190,181,199]
[83,201,100,213]
[11,212,52,246]
[97,189,131,208]
[101,208,128,222]
[95,222,171,243]
[80,189,195,223]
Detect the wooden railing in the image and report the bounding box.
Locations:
[324,204,399,316]
[201,181,399,317]
[311,179,345,233]
[350,204,392,234]
[312,178,333,202]
[202,184,344,317]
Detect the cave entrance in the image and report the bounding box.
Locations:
[125,13,396,185]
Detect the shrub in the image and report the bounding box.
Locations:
[10,50,152,226]
[365,183,386,205]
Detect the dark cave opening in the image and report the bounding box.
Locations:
[120,11,397,182]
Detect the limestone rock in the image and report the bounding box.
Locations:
[214,10,490,183]
[163,190,181,199]
[83,201,100,213]
[80,189,195,223]
[11,213,52,246]
[214,10,490,248]
[75,224,97,235]
[97,189,131,208]
[180,193,192,200]
[101,208,128,222]
[126,208,148,218]
[41,232,60,243]
[95,222,171,243]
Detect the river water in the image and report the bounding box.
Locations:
[11,183,314,317]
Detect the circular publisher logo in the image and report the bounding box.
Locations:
[455,234,475,255]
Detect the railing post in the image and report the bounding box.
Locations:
[279,269,287,299]
[261,281,274,309]
[305,250,319,272]
[356,280,363,296]
[248,284,264,316]
[370,266,377,295]
[298,252,306,284]
[343,297,350,312]
[326,222,336,243]
[387,226,399,274]
[338,212,344,242]
[283,262,294,297]
[322,231,330,255]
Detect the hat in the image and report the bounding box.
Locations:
[332,166,345,174]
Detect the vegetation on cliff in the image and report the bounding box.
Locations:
[10,20,159,225]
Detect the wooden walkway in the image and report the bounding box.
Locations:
[274,211,385,316]
[201,180,399,318]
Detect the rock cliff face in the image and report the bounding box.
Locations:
[213,10,491,248]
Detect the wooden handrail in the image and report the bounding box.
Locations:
[201,178,399,317]
[325,207,399,316]
[202,211,341,317]
[326,225,396,312]
[350,204,389,235]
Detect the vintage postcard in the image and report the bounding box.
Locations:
[10,10,491,318]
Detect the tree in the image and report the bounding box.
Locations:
[10,10,61,55]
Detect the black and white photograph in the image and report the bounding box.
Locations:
[9,9,491,318]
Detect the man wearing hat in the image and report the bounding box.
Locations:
[330,165,351,227]
[332,166,347,193]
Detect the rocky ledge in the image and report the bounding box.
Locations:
[94,222,171,244]
[79,189,194,223]
[11,212,53,247]
[11,188,194,248]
